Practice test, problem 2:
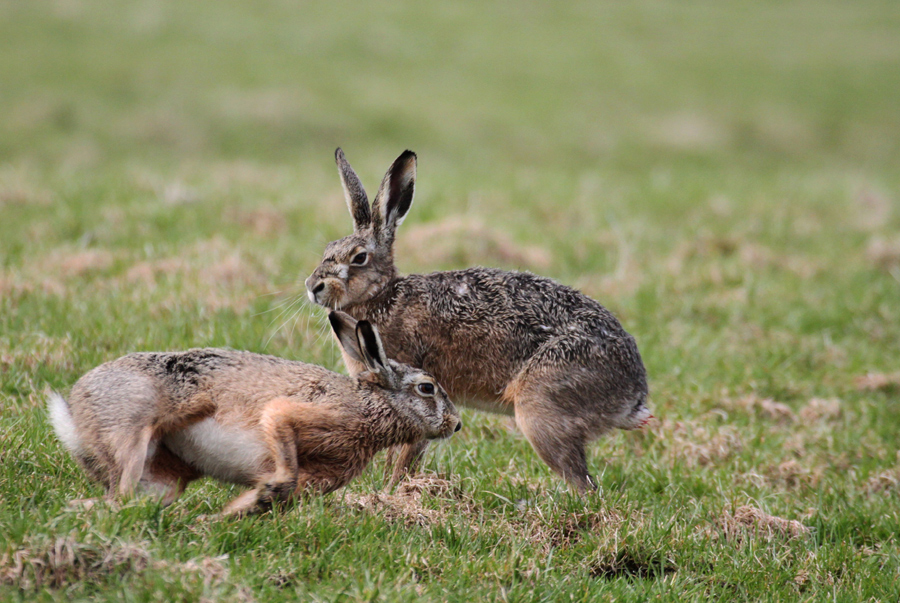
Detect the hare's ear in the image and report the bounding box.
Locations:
[328,311,367,375]
[355,320,390,376]
[335,148,371,231]
[371,150,416,243]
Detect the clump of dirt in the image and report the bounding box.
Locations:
[344,475,471,527]
[396,217,552,270]
[588,548,676,580]
[855,372,900,394]
[713,506,811,543]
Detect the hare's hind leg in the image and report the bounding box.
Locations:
[506,336,614,494]
[109,425,156,498]
[140,442,201,506]
[513,401,597,493]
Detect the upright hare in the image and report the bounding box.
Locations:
[306,149,650,493]
[49,311,461,515]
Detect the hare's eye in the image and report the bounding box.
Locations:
[351,252,368,266]
[416,382,435,397]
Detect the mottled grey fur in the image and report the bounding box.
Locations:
[305,149,650,492]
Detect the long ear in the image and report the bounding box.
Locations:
[335,148,371,231]
[371,150,416,243]
[355,320,390,375]
[328,311,367,371]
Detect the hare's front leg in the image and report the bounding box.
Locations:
[384,440,429,486]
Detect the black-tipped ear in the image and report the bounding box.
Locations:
[335,148,371,231]
[355,320,388,373]
[328,311,366,365]
[371,150,416,242]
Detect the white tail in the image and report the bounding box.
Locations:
[48,391,82,454]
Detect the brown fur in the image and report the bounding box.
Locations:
[306,149,651,492]
[49,312,460,516]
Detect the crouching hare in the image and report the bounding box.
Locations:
[306,149,650,493]
[49,311,460,516]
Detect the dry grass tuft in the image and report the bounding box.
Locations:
[798,398,843,423]
[713,506,811,543]
[0,537,151,591]
[344,475,470,527]
[653,419,743,468]
[0,333,74,374]
[724,394,796,424]
[763,460,822,489]
[528,508,625,552]
[42,248,116,278]
[0,536,253,600]
[854,372,900,393]
[396,217,552,271]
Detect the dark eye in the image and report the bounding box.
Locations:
[416,382,435,396]
[351,252,368,265]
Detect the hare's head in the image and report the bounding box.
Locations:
[328,311,460,440]
[306,149,416,310]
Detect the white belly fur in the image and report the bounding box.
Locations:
[163,418,269,486]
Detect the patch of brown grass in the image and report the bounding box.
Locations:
[866,236,900,270]
[40,248,116,278]
[0,333,74,373]
[854,372,900,393]
[652,419,743,468]
[0,536,253,600]
[854,187,893,231]
[344,475,471,527]
[528,508,625,552]
[798,398,842,423]
[227,207,289,236]
[396,217,552,271]
[722,394,796,424]
[762,460,822,490]
[712,506,811,543]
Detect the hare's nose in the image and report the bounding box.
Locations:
[312,282,325,295]
[454,420,462,432]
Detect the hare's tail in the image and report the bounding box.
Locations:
[48,391,83,455]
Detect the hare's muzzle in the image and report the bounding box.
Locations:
[305,274,343,307]
[454,420,462,432]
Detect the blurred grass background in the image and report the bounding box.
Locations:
[2,1,900,601]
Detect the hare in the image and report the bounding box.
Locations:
[305,149,650,493]
[48,311,461,516]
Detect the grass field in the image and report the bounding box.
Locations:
[2,0,900,600]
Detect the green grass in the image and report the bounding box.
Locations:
[2,0,900,600]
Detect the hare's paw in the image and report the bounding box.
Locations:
[257,479,298,505]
